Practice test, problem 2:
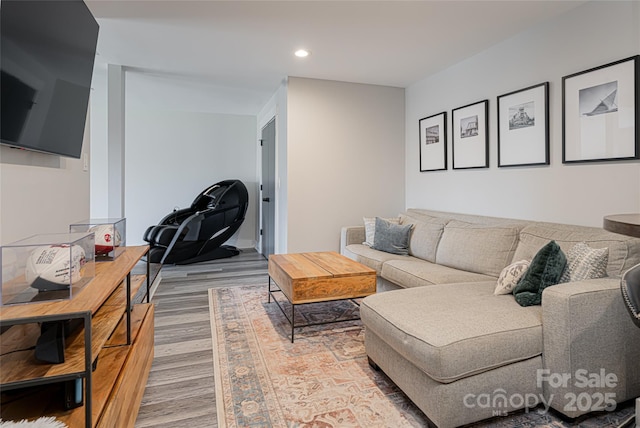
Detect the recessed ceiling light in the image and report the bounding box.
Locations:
[294,49,310,58]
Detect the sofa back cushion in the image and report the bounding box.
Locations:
[435,220,520,277]
[405,208,530,228]
[512,223,640,278]
[400,214,448,262]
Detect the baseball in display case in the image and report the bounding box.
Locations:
[69,218,125,261]
[1,233,96,306]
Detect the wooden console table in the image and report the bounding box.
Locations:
[0,246,155,427]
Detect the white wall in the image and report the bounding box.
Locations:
[124,108,258,247]
[107,65,126,218]
[405,1,640,227]
[124,74,258,247]
[90,71,260,249]
[90,65,109,218]
[286,77,405,252]
[0,121,90,245]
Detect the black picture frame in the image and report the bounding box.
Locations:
[562,55,639,163]
[497,82,550,167]
[452,100,489,169]
[419,112,447,172]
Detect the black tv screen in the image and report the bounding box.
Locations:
[1,0,99,159]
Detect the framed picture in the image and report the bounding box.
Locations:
[419,112,447,171]
[452,100,489,169]
[497,82,549,167]
[563,55,639,163]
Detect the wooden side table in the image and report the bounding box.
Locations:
[603,214,640,237]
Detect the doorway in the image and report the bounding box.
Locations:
[260,117,276,258]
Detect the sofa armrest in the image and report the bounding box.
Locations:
[542,278,640,417]
[340,226,365,254]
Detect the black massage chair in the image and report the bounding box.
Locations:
[143,179,249,264]
[620,264,640,427]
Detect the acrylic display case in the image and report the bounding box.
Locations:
[69,218,126,261]
[1,233,96,306]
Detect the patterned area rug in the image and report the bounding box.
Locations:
[208,285,635,428]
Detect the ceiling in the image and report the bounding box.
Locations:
[86,0,585,115]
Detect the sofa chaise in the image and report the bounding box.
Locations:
[340,209,640,427]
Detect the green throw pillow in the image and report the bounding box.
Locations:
[372,217,412,255]
[513,240,567,307]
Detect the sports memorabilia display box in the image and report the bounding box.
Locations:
[69,218,126,261]
[0,233,96,306]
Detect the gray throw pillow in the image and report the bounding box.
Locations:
[362,216,400,247]
[372,217,412,255]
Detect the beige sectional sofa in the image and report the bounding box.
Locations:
[340,209,640,427]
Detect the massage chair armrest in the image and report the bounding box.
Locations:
[340,226,365,254]
[157,207,195,226]
[622,264,640,327]
[541,278,640,417]
[145,225,181,247]
[145,208,203,246]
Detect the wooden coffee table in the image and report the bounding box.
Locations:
[267,251,376,342]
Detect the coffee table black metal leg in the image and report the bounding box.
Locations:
[266,275,299,342]
[291,304,295,343]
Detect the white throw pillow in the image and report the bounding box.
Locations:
[559,242,608,283]
[494,260,531,295]
[363,216,400,247]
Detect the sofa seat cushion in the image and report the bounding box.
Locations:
[344,243,409,274]
[361,282,542,383]
[381,259,496,288]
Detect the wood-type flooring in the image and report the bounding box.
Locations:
[134,249,268,428]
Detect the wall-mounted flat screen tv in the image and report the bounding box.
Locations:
[1,0,99,159]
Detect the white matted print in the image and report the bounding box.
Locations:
[452,100,489,169]
[563,55,639,163]
[498,82,549,167]
[419,112,447,171]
